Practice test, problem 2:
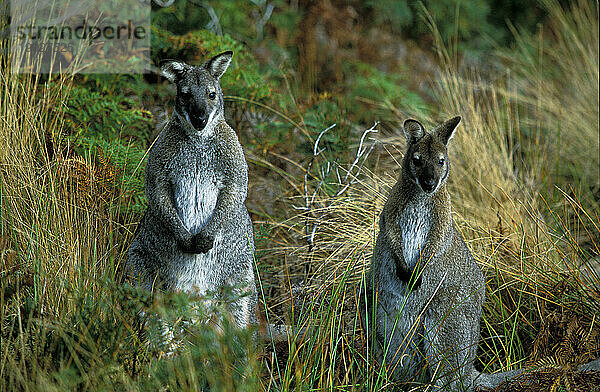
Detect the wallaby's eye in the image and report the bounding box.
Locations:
[438,158,445,166]
[412,155,421,166]
[208,91,217,100]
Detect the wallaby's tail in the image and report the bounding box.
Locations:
[473,358,600,390]
[578,358,600,371]
[472,368,524,390]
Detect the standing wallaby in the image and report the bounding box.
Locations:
[127,51,257,328]
[362,116,521,391]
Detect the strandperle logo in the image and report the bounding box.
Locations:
[15,20,147,41]
[10,0,150,74]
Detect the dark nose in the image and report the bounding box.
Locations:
[421,177,437,192]
[190,111,208,130]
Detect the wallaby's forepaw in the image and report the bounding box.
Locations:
[393,252,422,289]
[398,269,422,290]
[410,275,422,290]
[191,232,214,253]
[180,232,214,254]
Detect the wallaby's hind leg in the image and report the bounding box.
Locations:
[227,281,257,328]
[127,240,161,292]
[222,231,257,329]
[378,309,426,381]
[423,307,480,391]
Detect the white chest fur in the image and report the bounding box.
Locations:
[398,200,431,269]
[173,170,221,235]
[172,168,222,294]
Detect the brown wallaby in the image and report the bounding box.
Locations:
[362,116,522,391]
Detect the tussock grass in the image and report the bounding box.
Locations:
[1,25,261,392]
[0,67,136,321]
[272,0,599,390]
[503,0,599,200]
[1,28,135,391]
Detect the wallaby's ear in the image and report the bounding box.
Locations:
[403,119,426,143]
[205,51,233,80]
[160,60,187,83]
[434,116,461,145]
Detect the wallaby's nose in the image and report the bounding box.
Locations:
[421,177,436,192]
[189,111,208,131]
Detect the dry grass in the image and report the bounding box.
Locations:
[0,69,134,316]
[503,0,599,197]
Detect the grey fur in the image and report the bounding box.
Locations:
[127,51,257,328]
[362,116,521,390]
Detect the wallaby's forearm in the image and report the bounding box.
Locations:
[385,228,417,284]
[153,181,192,246]
[202,186,243,236]
[381,196,420,285]
[381,213,421,286]
[412,204,453,281]
[201,147,248,237]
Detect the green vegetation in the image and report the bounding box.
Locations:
[1,0,598,391]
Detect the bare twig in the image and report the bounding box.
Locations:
[296,122,379,254]
[200,2,223,36]
[153,0,176,7]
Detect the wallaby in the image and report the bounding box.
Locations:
[362,116,522,391]
[126,51,257,329]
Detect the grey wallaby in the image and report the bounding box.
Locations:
[126,51,257,328]
[362,116,522,391]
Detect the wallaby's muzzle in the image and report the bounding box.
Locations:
[186,92,212,131]
[189,111,208,131]
[417,168,439,193]
[420,177,437,193]
[174,91,211,131]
